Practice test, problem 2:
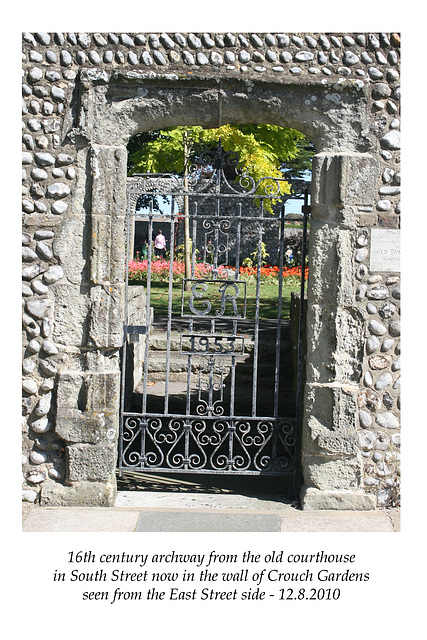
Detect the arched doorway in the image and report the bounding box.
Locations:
[56,70,379,509]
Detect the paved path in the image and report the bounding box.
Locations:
[22,491,400,532]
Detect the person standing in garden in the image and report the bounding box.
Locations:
[154,229,167,259]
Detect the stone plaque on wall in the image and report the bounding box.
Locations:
[370,229,400,272]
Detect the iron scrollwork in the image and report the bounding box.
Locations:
[121,416,296,474]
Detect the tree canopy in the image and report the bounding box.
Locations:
[127,124,313,187]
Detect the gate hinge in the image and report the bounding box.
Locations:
[124,325,147,336]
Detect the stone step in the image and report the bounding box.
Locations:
[146,372,295,387]
[146,358,294,387]
[144,320,295,385]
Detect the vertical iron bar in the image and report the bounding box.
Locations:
[140,418,146,469]
[208,356,214,415]
[293,187,309,497]
[234,203,242,277]
[164,211,176,415]
[210,194,220,348]
[184,421,189,470]
[252,200,264,417]
[141,201,154,415]
[228,422,234,471]
[191,202,197,277]
[186,335,192,415]
[229,202,242,417]
[213,197,220,278]
[118,192,132,475]
[186,207,197,416]
[274,203,286,418]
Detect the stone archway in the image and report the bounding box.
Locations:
[22,33,400,510]
[51,73,378,508]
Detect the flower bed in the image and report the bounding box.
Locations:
[128,258,308,284]
[128,258,212,283]
[239,264,308,283]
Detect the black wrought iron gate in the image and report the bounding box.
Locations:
[119,145,309,478]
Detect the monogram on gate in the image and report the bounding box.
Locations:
[181,279,247,319]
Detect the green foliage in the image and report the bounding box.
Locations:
[127,124,314,215]
[128,124,312,186]
[174,240,198,263]
[242,242,270,268]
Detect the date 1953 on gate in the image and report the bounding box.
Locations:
[180,334,245,356]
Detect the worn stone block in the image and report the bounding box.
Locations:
[53,283,90,347]
[334,306,365,381]
[302,454,362,491]
[56,371,120,444]
[90,144,128,217]
[88,283,125,348]
[90,214,126,285]
[335,229,357,307]
[303,384,359,455]
[40,478,116,506]
[301,487,376,510]
[311,205,358,229]
[306,222,339,306]
[304,304,336,384]
[307,223,356,310]
[341,154,379,206]
[305,306,365,385]
[312,153,379,207]
[312,154,341,205]
[52,216,88,285]
[89,144,127,285]
[67,443,116,482]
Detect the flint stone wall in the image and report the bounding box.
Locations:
[21,32,400,509]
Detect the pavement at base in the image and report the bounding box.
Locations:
[21,491,400,532]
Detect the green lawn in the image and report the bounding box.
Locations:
[136,278,305,320]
